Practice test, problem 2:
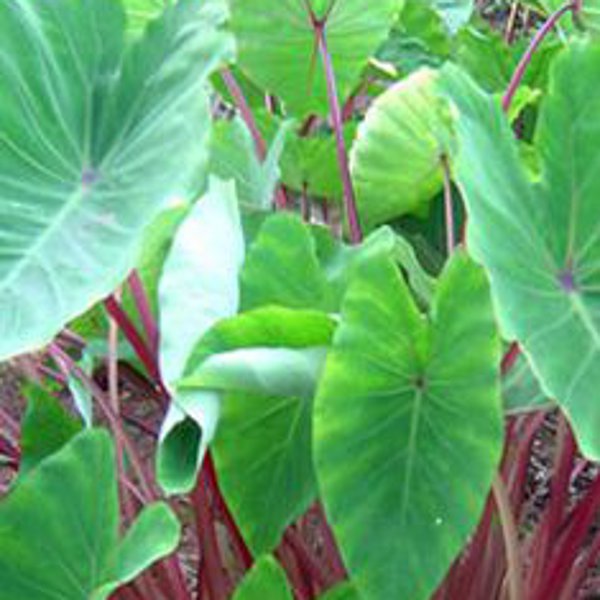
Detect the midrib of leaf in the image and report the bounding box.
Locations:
[400,387,424,528]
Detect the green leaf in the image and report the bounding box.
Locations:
[241,213,399,314]
[159,177,244,384]
[158,308,334,497]
[241,214,333,311]
[230,0,401,116]
[19,385,82,478]
[210,117,292,210]
[232,555,293,600]
[280,125,357,203]
[376,1,450,74]
[214,388,319,553]
[156,390,219,496]
[350,68,453,231]
[0,429,180,600]
[394,234,437,307]
[314,251,503,600]
[123,0,172,37]
[180,347,328,400]
[156,177,244,495]
[319,582,361,600]
[71,202,188,345]
[108,503,181,588]
[186,307,334,552]
[503,353,553,415]
[0,0,231,361]
[440,43,600,458]
[430,0,474,34]
[186,306,336,372]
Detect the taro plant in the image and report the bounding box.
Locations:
[1,0,600,599]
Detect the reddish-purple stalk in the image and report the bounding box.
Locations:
[104,296,162,385]
[48,343,156,500]
[313,18,363,245]
[0,435,19,465]
[0,404,19,444]
[220,68,288,210]
[204,453,254,570]
[221,68,267,161]
[502,2,576,111]
[301,183,311,223]
[193,465,231,600]
[107,295,136,521]
[282,526,328,593]
[128,270,160,359]
[441,155,455,256]
[275,541,312,600]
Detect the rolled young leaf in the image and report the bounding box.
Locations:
[157,177,244,494]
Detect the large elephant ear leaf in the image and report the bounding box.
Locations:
[0,429,180,600]
[230,0,401,117]
[440,42,600,458]
[0,0,232,361]
[314,251,503,600]
[350,67,453,231]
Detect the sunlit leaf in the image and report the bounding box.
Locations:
[314,251,503,600]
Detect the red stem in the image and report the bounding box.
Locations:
[0,404,19,443]
[193,462,231,600]
[314,502,347,581]
[275,542,312,600]
[282,526,328,593]
[502,3,575,111]
[128,270,159,359]
[220,68,288,210]
[534,471,600,600]
[205,453,254,570]
[220,68,267,160]
[314,20,363,244]
[104,296,161,382]
[501,342,521,376]
[441,155,455,256]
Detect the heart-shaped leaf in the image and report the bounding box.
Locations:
[314,251,503,600]
[230,0,401,116]
[0,0,231,360]
[350,68,453,231]
[0,429,180,600]
[440,43,600,457]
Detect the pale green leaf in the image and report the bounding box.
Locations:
[0,0,231,360]
[440,43,600,457]
[230,0,401,116]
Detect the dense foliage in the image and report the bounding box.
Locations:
[0,0,598,598]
